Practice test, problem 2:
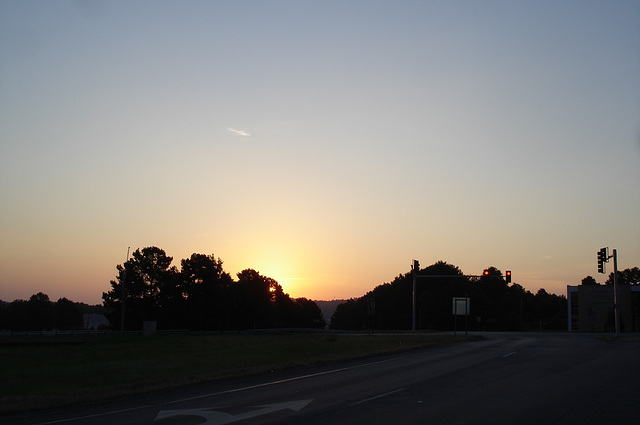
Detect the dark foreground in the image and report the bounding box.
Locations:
[3,332,639,425]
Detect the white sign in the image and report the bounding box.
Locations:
[452,297,470,316]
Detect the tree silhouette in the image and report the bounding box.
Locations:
[4,299,30,331]
[605,267,640,286]
[1,294,84,331]
[231,269,279,329]
[181,253,233,330]
[102,248,326,331]
[330,261,568,331]
[291,297,326,328]
[472,266,509,330]
[102,247,178,330]
[28,293,55,331]
[419,262,468,330]
[54,297,83,330]
[331,298,367,330]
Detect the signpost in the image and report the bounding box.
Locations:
[452,297,470,336]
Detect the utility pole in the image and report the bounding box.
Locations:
[613,249,619,337]
[412,260,419,332]
[121,246,130,332]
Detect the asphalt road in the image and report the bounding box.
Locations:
[4,333,639,425]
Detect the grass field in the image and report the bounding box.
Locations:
[0,332,479,413]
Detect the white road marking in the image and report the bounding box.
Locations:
[502,351,517,358]
[171,358,395,404]
[34,358,394,424]
[155,399,313,424]
[350,388,406,406]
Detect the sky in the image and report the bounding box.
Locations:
[1,0,639,305]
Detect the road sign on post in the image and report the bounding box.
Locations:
[452,297,471,315]
[452,297,470,336]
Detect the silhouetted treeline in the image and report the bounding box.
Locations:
[581,268,640,286]
[330,261,567,331]
[102,247,326,331]
[0,293,84,331]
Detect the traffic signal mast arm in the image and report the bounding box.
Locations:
[412,261,511,280]
[412,271,512,279]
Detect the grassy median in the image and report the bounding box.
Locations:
[0,332,479,413]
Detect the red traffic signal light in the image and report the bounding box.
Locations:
[483,269,490,276]
[505,270,512,283]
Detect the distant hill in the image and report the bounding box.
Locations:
[314,300,348,325]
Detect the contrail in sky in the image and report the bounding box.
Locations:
[227,127,251,137]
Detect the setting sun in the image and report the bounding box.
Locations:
[232,242,309,298]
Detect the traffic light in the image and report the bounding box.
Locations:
[483,269,490,276]
[413,260,420,274]
[505,270,512,283]
[597,247,608,274]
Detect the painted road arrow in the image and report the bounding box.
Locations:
[155,399,313,424]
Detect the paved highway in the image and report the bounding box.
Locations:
[3,333,639,425]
